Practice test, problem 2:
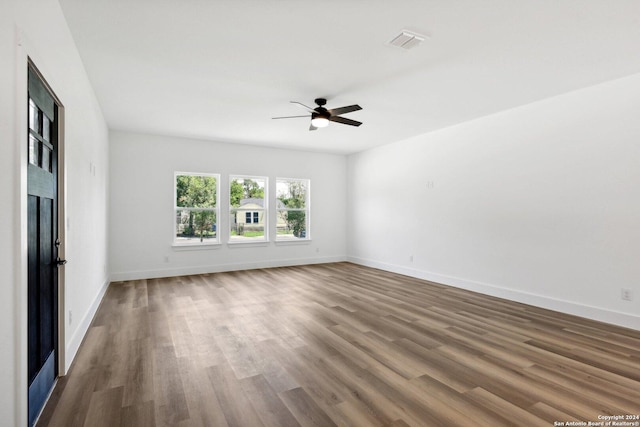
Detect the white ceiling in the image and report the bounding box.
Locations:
[59,0,640,154]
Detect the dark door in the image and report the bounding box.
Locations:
[27,65,60,427]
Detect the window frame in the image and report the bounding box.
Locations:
[229,175,269,244]
[173,171,220,247]
[276,177,310,242]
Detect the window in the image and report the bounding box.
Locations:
[174,173,219,245]
[28,98,53,173]
[229,176,267,242]
[276,178,310,241]
[245,211,259,224]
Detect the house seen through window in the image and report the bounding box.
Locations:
[230,176,267,242]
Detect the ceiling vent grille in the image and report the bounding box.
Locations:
[389,30,425,50]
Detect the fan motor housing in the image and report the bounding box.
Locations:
[313,108,330,118]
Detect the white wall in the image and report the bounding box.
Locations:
[0,0,109,425]
[348,73,640,330]
[0,3,19,424]
[109,131,347,280]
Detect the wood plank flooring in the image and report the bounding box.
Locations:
[38,263,640,426]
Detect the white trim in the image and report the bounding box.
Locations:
[227,240,270,247]
[274,239,313,246]
[65,278,110,372]
[56,103,67,377]
[347,256,640,331]
[110,255,347,282]
[172,242,222,250]
[16,26,30,427]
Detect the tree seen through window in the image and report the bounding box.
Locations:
[277,178,309,240]
[175,173,218,244]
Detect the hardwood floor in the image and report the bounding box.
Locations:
[38,263,640,426]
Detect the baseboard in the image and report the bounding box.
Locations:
[110,255,348,282]
[65,276,110,372]
[347,256,640,331]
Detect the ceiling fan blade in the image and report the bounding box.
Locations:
[272,115,310,120]
[309,123,318,131]
[329,116,362,127]
[328,104,362,116]
[290,101,316,113]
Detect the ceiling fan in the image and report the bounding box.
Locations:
[272,98,362,131]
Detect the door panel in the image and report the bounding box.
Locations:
[39,198,54,363]
[27,195,39,382]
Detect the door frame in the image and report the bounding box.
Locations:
[16,48,67,424]
[27,61,67,381]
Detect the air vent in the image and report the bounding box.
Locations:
[389,30,426,50]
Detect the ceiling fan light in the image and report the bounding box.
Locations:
[311,116,329,128]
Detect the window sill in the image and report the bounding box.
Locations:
[227,240,270,248]
[172,242,221,251]
[274,239,312,246]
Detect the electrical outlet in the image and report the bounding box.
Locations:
[164,256,169,263]
[69,310,73,325]
[621,288,633,301]
[409,255,414,263]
